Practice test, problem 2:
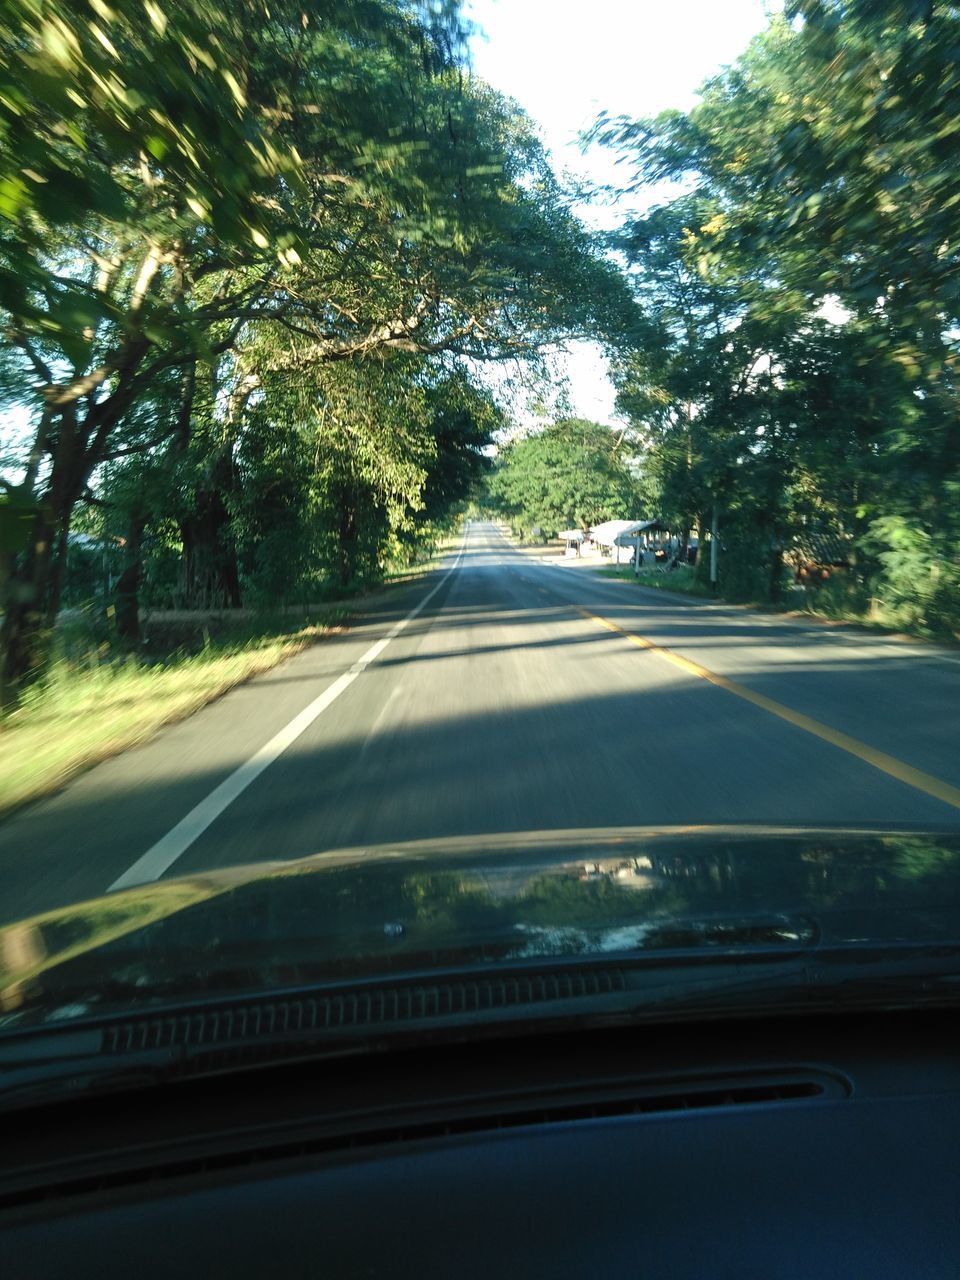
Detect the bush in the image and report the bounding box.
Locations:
[862,517,960,638]
[799,573,872,621]
[691,530,790,604]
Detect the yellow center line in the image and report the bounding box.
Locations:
[575,605,960,814]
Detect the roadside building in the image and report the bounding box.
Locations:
[588,520,656,565]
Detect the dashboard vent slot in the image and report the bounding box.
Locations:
[339,1074,843,1143]
[564,1077,832,1117]
[0,1069,844,1211]
[102,967,628,1055]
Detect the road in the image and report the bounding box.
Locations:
[3,520,960,925]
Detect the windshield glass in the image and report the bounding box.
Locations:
[2,0,960,1067]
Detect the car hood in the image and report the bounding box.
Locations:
[3,825,960,1027]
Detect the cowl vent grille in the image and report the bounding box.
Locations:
[102,968,628,1055]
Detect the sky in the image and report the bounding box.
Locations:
[465,0,780,425]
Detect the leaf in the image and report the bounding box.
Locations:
[0,175,29,219]
[0,491,40,555]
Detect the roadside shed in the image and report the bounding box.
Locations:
[589,520,655,564]
[557,529,585,557]
[787,530,853,584]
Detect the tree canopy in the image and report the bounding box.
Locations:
[0,0,633,703]
[6,0,960,713]
[488,418,641,539]
[587,0,960,622]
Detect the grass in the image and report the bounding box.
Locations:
[598,564,714,597]
[598,562,960,645]
[786,592,960,643]
[0,607,348,821]
[599,560,905,623]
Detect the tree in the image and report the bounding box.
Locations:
[603,193,810,597]
[395,369,498,557]
[0,0,634,703]
[100,351,499,613]
[488,418,640,539]
[589,5,960,625]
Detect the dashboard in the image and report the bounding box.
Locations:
[1,1009,958,1278]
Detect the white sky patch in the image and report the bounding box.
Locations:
[560,341,622,423]
[816,294,853,326]
[0,403,36,483]
[466,0,780,425]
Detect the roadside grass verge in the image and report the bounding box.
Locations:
[0,525,467,823]
[598,565,713,597]
[769,574,958,642]
[784,593,960,644]
[0,607,348,820]
[597,563,960,645]
[504,522,958,644]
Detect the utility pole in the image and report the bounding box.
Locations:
[710,505,718,587]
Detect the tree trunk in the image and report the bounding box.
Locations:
[175,360,251,611]
[115,514,146,644]
[0,387,139,704]
[337,496,358,589]
[0,506,61,710]
[1,271,184,705]
[43,522,71,629]
[179,484,242,610]
[0,428,84,708]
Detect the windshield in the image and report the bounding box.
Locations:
[2,0,960,1071]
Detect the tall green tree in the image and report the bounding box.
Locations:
[489,418,640,539]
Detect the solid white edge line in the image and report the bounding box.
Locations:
[108,536,467,891]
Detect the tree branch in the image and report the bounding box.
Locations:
[45,363,115,408]
[8,331,53,385]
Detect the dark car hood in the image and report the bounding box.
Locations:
[3,825,960,1027]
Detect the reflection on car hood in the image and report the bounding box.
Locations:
[3,826,960,1026]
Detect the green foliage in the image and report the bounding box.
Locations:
[1,0,633,698]
[601,564,712,598]
[0,485,39,555]
[590,4,960,635]
[488,418,641,538]
[862,516,960,634]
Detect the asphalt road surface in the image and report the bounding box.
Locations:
[4,520,960,925]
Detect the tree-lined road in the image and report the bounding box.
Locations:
[3,520,960,926]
